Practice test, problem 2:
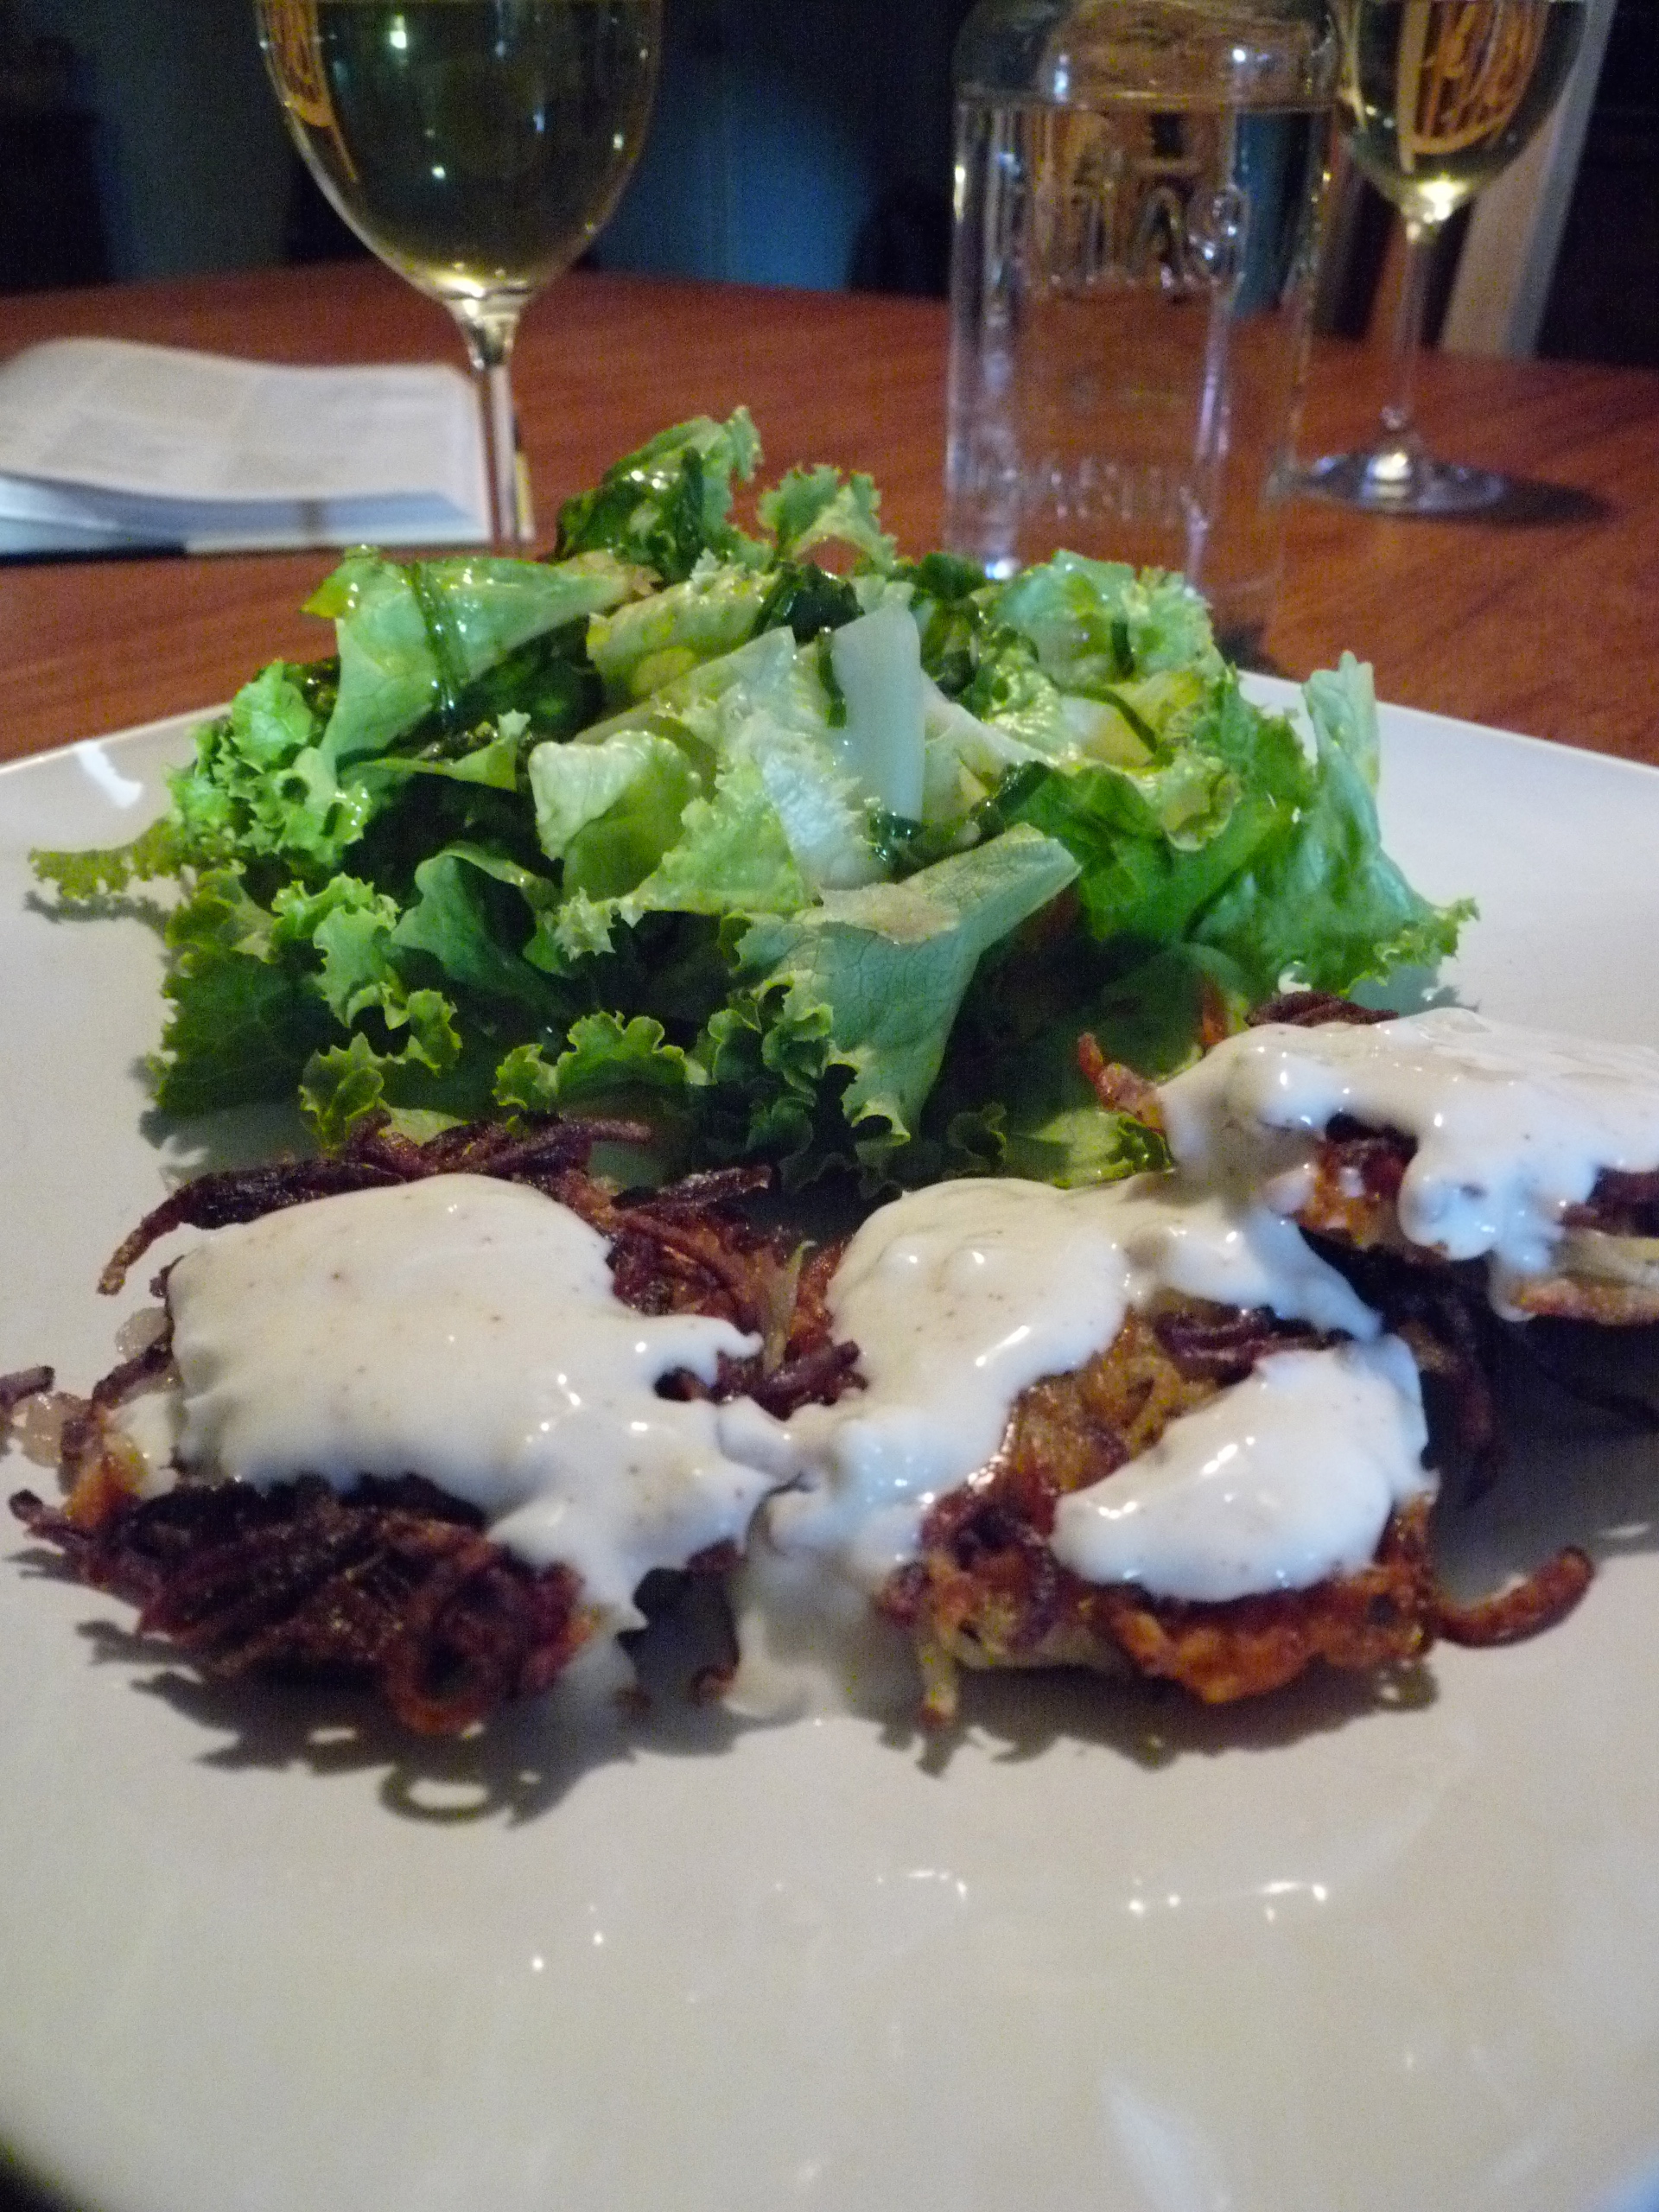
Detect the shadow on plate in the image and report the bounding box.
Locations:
[16,1567,769,1830]
[1431,1321,1659,1599]
[921,1322,1659,1776]
[17,1554,1444,1813]
[10,1323,1654,1816]
[0,2152,84,2212]
[22,885,169,934]
[924,1648,1439,1777]
[0,2150,84,2212]
[144,1100,315,1179]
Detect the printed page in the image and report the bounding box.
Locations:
[0,338,487,523]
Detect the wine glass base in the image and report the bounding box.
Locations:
[1300,448,1509,518]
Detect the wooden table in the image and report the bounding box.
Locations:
[0,259,1655,766]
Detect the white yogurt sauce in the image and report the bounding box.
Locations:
[725,1171,1427,1606]
[154,1135,1444,1639]
[1051,1338,1431,1602]
[1160,1008,1659,1300]
[163,1174,770,1628]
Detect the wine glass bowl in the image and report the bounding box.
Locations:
[254,0,662,546]
[1304,0,1588,516]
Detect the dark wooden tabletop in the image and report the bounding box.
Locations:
[0,259,1655,766]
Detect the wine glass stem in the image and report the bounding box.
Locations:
[1379,216,1436,449]
[454,306,533,552]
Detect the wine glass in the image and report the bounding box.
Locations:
[254,0,662,548]
[1304,0,1588,513]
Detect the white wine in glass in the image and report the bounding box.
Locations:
[1306,0,1587,512]
[255,0,662,546]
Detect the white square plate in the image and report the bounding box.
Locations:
[3,687,1658,2212]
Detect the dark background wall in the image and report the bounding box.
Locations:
[595,0,974,289]
[1,0,976,297]
[1537,0,1659,365]
[3,0,294,283]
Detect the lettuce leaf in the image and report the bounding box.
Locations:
[161,664,369,879]
[151,868,337,1118]
[587,557,771,704]
[992,553,1224,691]
[918,655,1472,1172]
[529,728,701,894]
[548,626,887,910]
[31,808,188,899]
[1192,654,1476,994]
[496,1013,708,1118]
[757,464,896,569]
[29,416,1470,1187]
[390,847,569,1015]
[554,410,765,582]
[308,550,636,767]
[721,823,1079,1173]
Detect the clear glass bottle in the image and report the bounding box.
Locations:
[944,0,1338,657]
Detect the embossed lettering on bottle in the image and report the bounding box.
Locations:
[944,16,1331,656]
[948,99,1250,572]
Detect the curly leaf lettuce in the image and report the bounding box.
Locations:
[723,824,1079,1173]
[29,415,1471,1190]
[150,869,336,1119]
[994,553,1224,690]
[1191,655,1474,995]
[554,410,765,582]
[757,464,896,570]
[308,549,639,768]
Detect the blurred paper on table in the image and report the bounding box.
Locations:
[0,337,490,556]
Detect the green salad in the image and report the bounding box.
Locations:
[35,410,1471,1187]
